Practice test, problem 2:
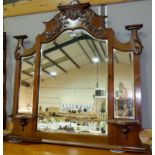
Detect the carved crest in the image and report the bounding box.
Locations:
[43,2,107,42]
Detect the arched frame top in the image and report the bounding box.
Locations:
[12,1,144,151]
[14,2,143,60]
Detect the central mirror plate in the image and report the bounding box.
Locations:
[37,30,108,136]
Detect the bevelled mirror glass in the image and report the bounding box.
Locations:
[37,30,108,135]
[18,55,35,114]
[113,49,135,119]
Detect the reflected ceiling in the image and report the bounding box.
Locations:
[20,31,132,87]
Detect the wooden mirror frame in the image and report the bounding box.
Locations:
[10,0,145,152]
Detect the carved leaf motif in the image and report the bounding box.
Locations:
[133,38,142,55]
[43,3,106,42]
[125,25,143,55]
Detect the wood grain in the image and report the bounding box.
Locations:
[4,0,134,17]
[11,2,144,152]
[3,141,151,155]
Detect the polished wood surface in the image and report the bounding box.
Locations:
[3,32,7,130]
[3,141,151,155]
[11,1,143,151]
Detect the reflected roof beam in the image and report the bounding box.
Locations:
[99,42,107,58]
[90,40,104,61]
[42,69,51,76]
[42,69,55,78]
[44,54,68,73]
[22,71,33,78]
[77,41,93,64]
[114,53,119,64]
[21,80,31,87]
[23,59,34,66]
[129,53,132,64]
[85,39,97,57]
[23,56,34,61]
[53,42,80,69]
[23,56,69,73]
[44,35,91,55]
[42,56,68,70]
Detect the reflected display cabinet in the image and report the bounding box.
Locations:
[10,0,145,152]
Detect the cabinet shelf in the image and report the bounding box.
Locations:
[108,119,141,126]
[39,112,107,122]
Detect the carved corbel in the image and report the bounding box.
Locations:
[15,114,34,131]
[13,35,28,60]
[19,117,28,131]
[120,125,130,140]
[125,24,143,55]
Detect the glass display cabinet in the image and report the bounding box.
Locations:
[10,0,145,152]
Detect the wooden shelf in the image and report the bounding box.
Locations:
[108,119,141,126]
[38,112,107,122]
[14,114,34,119]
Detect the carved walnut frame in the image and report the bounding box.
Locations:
[12,1,144,152]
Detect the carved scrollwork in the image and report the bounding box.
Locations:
[13,35,28,60]
[121,125,130,140]
[44,27,60,41]
[58,2,90,21]
[125,24,143,55]
[43,2,106,42]
[132,37,143,55]
[80,10,107,37]
[43,14,61,41]
[14,46,22,60]
[19,117,28,131]
[60,8,85,21]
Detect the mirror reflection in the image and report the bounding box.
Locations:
[18,55,35,114]
[113,49,135,119]
[37,30,108,135]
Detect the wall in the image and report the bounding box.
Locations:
[39,63,107,112]
[3,0,152,128]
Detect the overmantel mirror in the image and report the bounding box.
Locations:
[10,0,145,152]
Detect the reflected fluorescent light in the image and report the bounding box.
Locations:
[136,92,141,100]
[31,71,42,75]
[113,49,116,53]
[92,57,99,63]
[70,32,76,37]
[128,91,133,98]
[105,57,108,62]
[50,72,57,76]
